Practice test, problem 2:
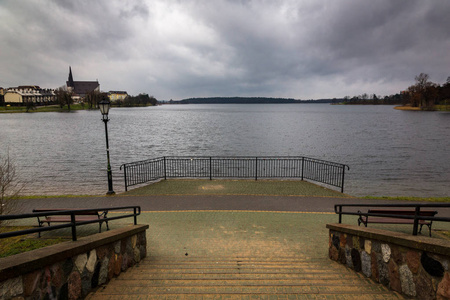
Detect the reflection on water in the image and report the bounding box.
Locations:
[0,104,448,197]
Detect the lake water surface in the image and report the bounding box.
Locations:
[0,104,448,197]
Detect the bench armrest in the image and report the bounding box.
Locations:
[98,210,108,218]
[357,210,367,227]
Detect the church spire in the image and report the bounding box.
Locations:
[67,66,74,87]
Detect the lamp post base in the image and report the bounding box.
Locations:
[106,191,115,195]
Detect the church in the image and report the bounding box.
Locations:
[66,66,100,100]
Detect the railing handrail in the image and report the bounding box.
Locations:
[334,203,450,235]
[0,206,141,241]
[120,156,349,193]
[120,156,350,169]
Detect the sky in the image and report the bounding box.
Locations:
[1,0,449,100]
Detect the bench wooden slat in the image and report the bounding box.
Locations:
[45,216,100,222]
[33,208,109,237]
[367,209,437,216]
[364,217,430,225]
[358,208,438,237]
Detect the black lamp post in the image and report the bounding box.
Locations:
[99,99,115,195]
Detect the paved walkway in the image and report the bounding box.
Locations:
[15,194,450,214]
[11,180,449,298]
[87,210,405,299]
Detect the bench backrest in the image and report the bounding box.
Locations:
[367,209,437,216]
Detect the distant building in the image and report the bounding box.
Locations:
[5,86,56,104]
[66,66,100,100]
[108,91,128,102]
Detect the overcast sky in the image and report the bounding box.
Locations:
[1,1,449,100]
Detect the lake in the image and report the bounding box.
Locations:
[0,104,449,197]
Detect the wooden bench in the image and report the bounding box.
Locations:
[32,209,109,237]
[357,209,438,236]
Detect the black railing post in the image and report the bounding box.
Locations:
[341,165,346,193]
[210,157,212,180]
[164,157,167,180]
[123,165,128,192]
[71,213,77,241]
[413,206,420,235]
[255,157,258,181]
[301,157,304,180]
[338,205,342,223]
[134,207,137,225]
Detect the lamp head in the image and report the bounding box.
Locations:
[99,99,111,120]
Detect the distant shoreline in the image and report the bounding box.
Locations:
[394,105,450,111]
[394,106,421,111]
[166,97,339,104]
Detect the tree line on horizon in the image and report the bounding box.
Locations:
[169,97,342,104]
[114,93,157,107]
[343,73,450,109]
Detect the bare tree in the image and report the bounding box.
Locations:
[0,153,22,223]
[55,87,73,111]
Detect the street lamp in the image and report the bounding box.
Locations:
[99,99,115,195]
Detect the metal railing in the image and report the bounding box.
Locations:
[334,203,450,235]
[0,206,141,241]
[120,156,349,193]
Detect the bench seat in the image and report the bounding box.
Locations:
[358,209,437,236]
[32,208,109,237]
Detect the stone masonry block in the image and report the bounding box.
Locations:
[437,271,450,299]
[86,249,97,273]
[68,271,81,300]
[406,250,420,274]
[364,240,372,254]
[0,277,23,299]
[388,259,401,293]
[361,250,372,277]
[415,269,435,300]
[23,270,42,296]
[399,264,416,297]
[74,253,88,273]
[381,244,391,263]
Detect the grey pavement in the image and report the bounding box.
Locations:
[13,194,450,214]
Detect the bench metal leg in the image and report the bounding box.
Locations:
[38,221,44,238]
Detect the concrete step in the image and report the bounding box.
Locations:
[92,282,397,295]
[88,256,403,299]
[88,294,402,300]
[119,273,357,281]
[96,278,374,287]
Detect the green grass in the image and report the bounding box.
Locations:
[435,105,450,111]
[0,226,66,258]
[0,103,90,113]
[363,195,450,202]
[124,179,348,197]
[17,194,97,200]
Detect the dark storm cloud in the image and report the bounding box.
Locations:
[1,0,449,99]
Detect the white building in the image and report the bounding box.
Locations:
[5,86,56,104]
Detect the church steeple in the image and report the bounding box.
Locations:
[67,66,74,88]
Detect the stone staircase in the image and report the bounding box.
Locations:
[88,256,403,299]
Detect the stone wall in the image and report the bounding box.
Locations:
[327,223,450,299]
[0,224,148,300]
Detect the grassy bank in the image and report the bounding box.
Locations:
[0,226,65,258]
[394,105,450,111]
[16,194,96,200]
[363,195,450,202]
[0,103,88,113]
